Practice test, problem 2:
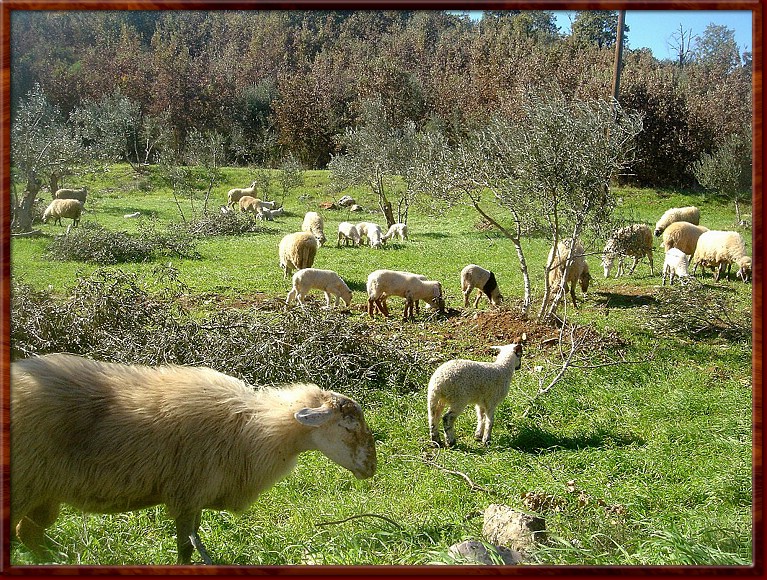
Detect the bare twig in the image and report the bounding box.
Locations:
[420,457,496,495]
[315,513,403,529]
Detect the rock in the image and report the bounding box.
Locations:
[338,195,356,207]
[349,204,363,212]
[447,540,523,565]
[482,504,547,556]
[318,202,338,210]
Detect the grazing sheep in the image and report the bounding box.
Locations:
[337,222,361,247]
[42,199,83,227]
[54,187,87,204]
[661,247,690,285]
[278,232,319,279]
[547,239,591,308]
[460,264,503,308]
[366,269,444,320]
[257,206,284,221]
[653,206,700,237]
[356,222,384,248]
[382,222,408,242]
[239,196,274,215]
[227,182,257,207]
[11,353,376,564]
[661,222,709,256]
[691,230,751,282]
[427,337,525,447]
[286,268,352,308]
[601,224,654,277]
[302,211,327,246]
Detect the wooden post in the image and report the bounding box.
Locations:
[611,10,626,102]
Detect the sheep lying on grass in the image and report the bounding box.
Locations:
[691,230,752,282]
[42,199,83,227]
[54,187,87,204]
[547,239,591,308]
[654,206,700,237]
[337,222,361,247]
[278,232,319,279]
[602,224,654,277]
[661,222,709,256]
[661,247,690,285]
[428,337,525,447]
[302,211,327,246]
[11,353,376,564]
[286,268,352,308]
[460,264,503,308]
[382,222,408,242]
[366,269,444,320]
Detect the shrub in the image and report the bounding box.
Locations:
[186,210,278,236]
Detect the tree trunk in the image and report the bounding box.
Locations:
[375,177,396,228]
[13,173,42,233]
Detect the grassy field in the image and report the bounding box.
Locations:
[9,165,753,566]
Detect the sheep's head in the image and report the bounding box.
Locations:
[580,268,592,294]
[736,256,752,283]
[491,335,526,370]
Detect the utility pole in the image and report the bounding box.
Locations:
[611,10,626,102]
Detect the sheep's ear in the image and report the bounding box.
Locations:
[294,407,334,427]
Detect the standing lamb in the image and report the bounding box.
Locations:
[278,232,319,279]
[427,337,525,447]
[460,264,503,308]
[337,222,361,247]
[356,222,384,248]
[42,199,83,227]
[661,221,709,256]
[302,211,327,246]
[661,247,690,285]
[547,239,591,308]
[653,206,701,237]
[286,268,352,308]
[11,353,376,564]
[601,224,654,277]
[382,222,408,242]
[691,230,752,282]
[54,187,87,204]
[366,269,444,320]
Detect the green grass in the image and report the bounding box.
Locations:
[9,165,753,566]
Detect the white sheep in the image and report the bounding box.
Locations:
[460,264,503,308]
[239,196,274,215]
[427,337,525,447]
[601,224,654,277]
[661,247,690,285]
[382,222,408,242]
[653,206,700,237]
[286,268,352,308]
[42,199,83,227]
[257,206,284,221]
[691,230,751,282]
[547,239,591,308]
[366,269,444,320]
[227,182,257,207]
[355,222,384,248]
[661,221,709,256]
[54,187,87,204]
[302,211,327,246]
[337,222,361,247]
[278,232,319,279]
[11,353,376,564]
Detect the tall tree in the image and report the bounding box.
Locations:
[692,23,741,73]
[571,11,629,49]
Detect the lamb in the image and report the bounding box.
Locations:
[238,196,274,215]
[661,221,709,256]
[302,211,327,246]
[460,264,503,308]
[227,182,257,207]
[10,353,376,564]
[691,230,751,282]
[278,232,318,279]
[601,223,654,277]
[257,206,284,221]
[337,222,361,247]
[42,199,83,227]
[366,269,445,320]
[54,187,87,204]
[356,222,384,248]
[286,268,352,308]
[653,206,700,237]
[382,222,408,242]
[661,247,690,285]
[427,336,525,447]
[547,238,591,308]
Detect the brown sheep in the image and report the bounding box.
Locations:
[42,199,83,227]
[547,238,591,308]
[278,232,319,279]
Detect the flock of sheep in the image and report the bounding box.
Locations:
[19,183,752,564]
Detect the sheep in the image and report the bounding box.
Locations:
[660,221,709,256]
[547,238,591,308]
[54,187,87,204]
[257,206,284,221]
[427,336,525,447]
[238,196,274,215]
[42,199,83,227]
[366,269,444,320]
[278,232,318,279]
[286,268,352,308]
[356,222,384,248]
[661,247,690,285]
[227,182,257,207]
[653,206,700,237]
[382,222,408,242]
[691,230,751,282]
[302,211,327,246]
[10,353,376,564]
[337,222,361,247]
[601,224,654,278]
[460,264,503,308]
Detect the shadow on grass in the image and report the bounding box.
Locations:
[498,421,645,453]
[591,290,657,309]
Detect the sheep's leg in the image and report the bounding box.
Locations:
[462,287,471,308]
[15,502,60,557]
[480,409,495,445]
[628,256,639,274]
[403,298,413,321]
[647,251,654,275]
[286,288,297,306]
[473,290,482,308]
[176,511,212,565]
[428,396,445,447]
[323,291,332,308]
[474,406,486,441]
[442,404,465,448]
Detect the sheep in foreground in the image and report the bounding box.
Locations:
[366,269,444,320]
[601,224,654,278]
[661,221,709,256]
[337,222,361,247]
[460,264,503,308]
[382,222,408,242]
[11,353,376,564]
[42,199,83,227]
[302,211,327,246]
[427,337,525,447]
[227,182,257,207]
[278,232,319,279]
[286,268,352,308]
[547,239,591,308]
[653,206,700,237]
[661,247,690,285]
[691,230,751,282]
[54,187,87,204]
[356,222,384,248]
